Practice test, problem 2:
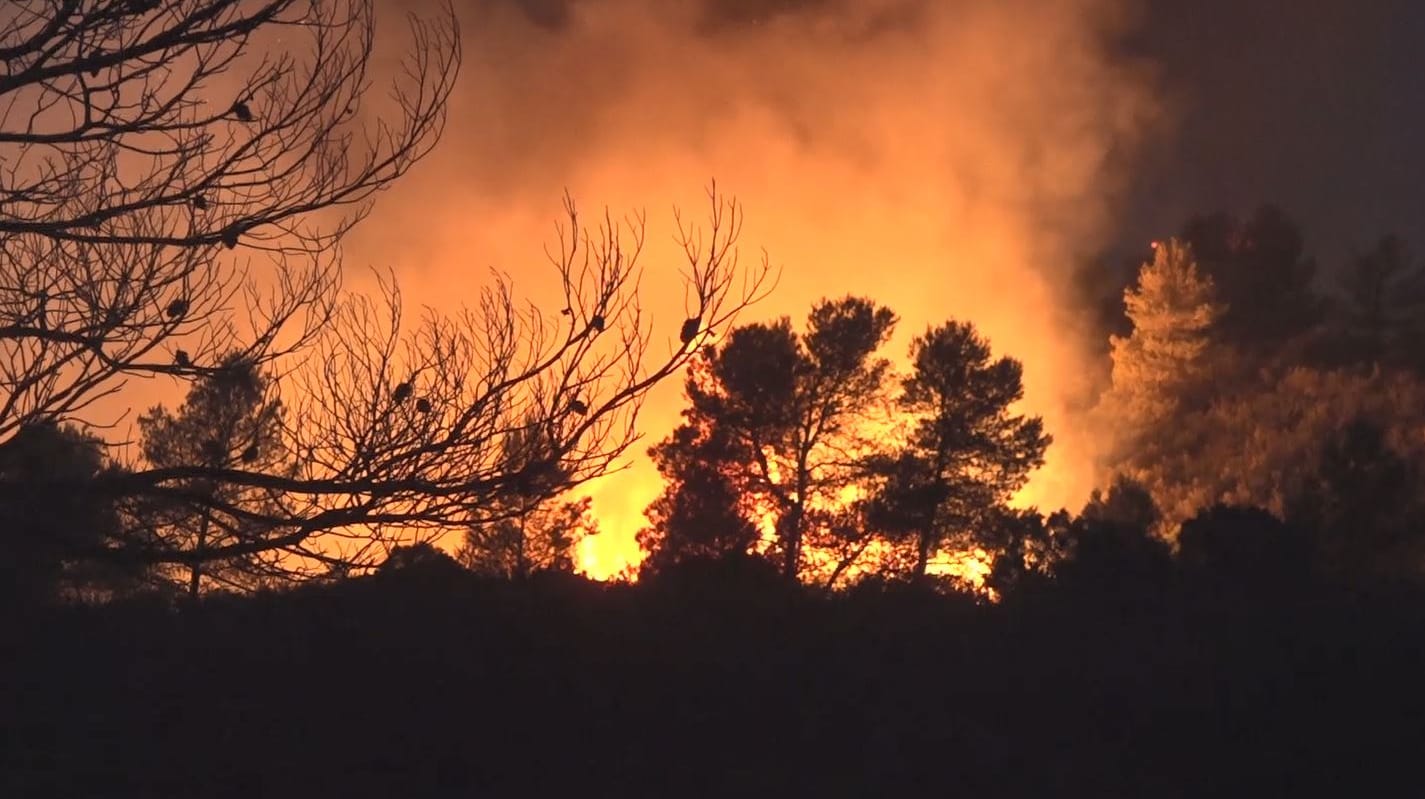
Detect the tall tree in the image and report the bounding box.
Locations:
[1103,238,1226,432]
[638,419,761,575]
[1332,235,1425,370]
[1180,205,1320,358]
[866,321,1050,579]
[456,420,599,579]
[136,353,295,594]
[641,297,897,582]
[0,420,142,603]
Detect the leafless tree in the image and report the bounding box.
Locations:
[1,2,773,589]
[111,190,775,579]
[0,0,459,437]
[0,0,451,589]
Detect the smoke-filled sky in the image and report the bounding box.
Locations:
[1117,0,1425,261]
[342,0,1425,576]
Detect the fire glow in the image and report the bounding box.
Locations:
[341,0,1160,578]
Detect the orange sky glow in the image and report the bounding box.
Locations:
[88,0,1162,580]
[339,0,1161,578]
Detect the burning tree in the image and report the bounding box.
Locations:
[642,299,1052,590]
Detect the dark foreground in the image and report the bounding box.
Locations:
[5,562,1423,797]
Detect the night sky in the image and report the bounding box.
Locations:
[1122,0,1425,263]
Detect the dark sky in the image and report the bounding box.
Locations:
[502,0,1425,267]
[1119,0,1425,266]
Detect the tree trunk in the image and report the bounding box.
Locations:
[782,460,812,582]
[781,528,801,582]
[779,506,803,582]
[188,512,212,598]
[515,513,528,579]
[913,530,932,579]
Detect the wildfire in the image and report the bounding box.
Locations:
[329,0,1154,578]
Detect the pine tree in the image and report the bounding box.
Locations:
[867,321,1050,579]
[1335,235,1425,370]
[638,421,761,575]
[1106,238,1225,430]
[0,421,141,603]
[459,497,598,579]
[640,297,897,582]
[137,353,294,595]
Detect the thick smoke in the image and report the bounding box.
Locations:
[351,0,1162,576]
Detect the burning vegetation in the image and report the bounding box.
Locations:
[6,1,1425,795]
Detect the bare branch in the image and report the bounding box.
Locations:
[0,0,459,435]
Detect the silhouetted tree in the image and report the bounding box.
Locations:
[0,421,141,603]
[639,421,761,575]
[1330,235,1425,370]
[379,541,464,578]
[866,321,1049,579]
[1181,205,1320,358]
[1290,418,1425,580]
[981,506,1060,596]
[0,0,450,583]
[458,495,598,579]
[0,0,779,601]
[135,353,296,594]
[1082,474,1160,531]
[227,189,773,576]
[0,1,778,588]
[0,0,459,437]
[1177,504,1313,589]
[1052,477,1174,596]
[643,296,896,582]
